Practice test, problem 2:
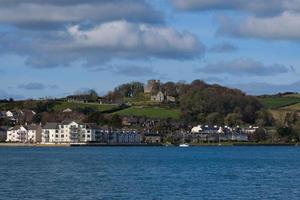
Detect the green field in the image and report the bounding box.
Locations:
[115,106,181,119]
[258,96,300,109]
[282,93,300,98]
[283,103,300,111]
[0,101,118,113]
[52,102,117,112]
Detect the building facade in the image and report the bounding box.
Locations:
[42,121,142,144]
[42,121,93,143]
[6,125,42,143]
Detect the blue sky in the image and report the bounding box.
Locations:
[0,0,299,99]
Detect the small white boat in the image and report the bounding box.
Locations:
[179,143,189,147]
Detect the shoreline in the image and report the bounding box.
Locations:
[0,143,164,147]
[0,142,298,147]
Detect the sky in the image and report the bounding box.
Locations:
[0,0,300,99]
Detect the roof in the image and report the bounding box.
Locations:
[86,123,99,129]
[63,108,72,113]
[61,120,83,125]
[10,125,23,131]
[26,125,41,130]
[0,126,8,131]
[144,133,161,137]
[43,122,59,129]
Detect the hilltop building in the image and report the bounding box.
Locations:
[144,80,160,94]
[151,91,176,103]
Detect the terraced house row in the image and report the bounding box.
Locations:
[5,121,144,144]
[42,121,142,144]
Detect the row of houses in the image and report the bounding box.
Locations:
[3,121,161,144]
[0,110,36,125]
[187,125,259,142]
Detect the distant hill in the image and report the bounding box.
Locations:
[3,80,299,125]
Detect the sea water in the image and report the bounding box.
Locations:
[1,146,300,200]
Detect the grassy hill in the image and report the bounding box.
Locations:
[258,95,300,109]
[283,103,300,111]
[52,102,117,112]
[258,94,300,124]
[114,106,181,120]
[0,100,118,113]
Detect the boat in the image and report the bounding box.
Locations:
[179,143,189,147]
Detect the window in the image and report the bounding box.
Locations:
[61,135,64,138]
[87,135,90,138]
[55,134,59,138]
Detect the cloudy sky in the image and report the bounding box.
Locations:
[0,0,299,99]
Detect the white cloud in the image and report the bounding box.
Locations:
[218,12,300,41]
[198,58,290,76]
[66,20,204,60]
[0,0,163,29]
[0,20,204,68]
[171,0,300,16]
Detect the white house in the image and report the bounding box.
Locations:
[6,125,27,142]
[6,125,42,143]
[5,111,14,118]
[191,125,202,133]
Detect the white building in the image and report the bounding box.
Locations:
[6,125,41,143]
[42,121,93,144]
[42,121,142,144]
[5,111,13,118]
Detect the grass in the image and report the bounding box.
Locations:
[283,103,300,111]
[114,106,181,120]
[282,93,300,98]
[258,96,300,109]
[52,102,117,112]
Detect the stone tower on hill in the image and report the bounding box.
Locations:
[144,80,160,94]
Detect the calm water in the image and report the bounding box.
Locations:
[1,146,300,200]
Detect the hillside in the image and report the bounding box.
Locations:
[114,106,181,120]
[0,100,119,116]
[258,95,300,109]
[258,94,300,124]
[52,102,117,112]
[2,81,299,124]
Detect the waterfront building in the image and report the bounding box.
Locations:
[41,121,142,144]
[6,124,42,143]
[42,121,93,143]
[189,125,249,143]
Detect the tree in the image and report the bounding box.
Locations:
[161,82,177,97]
[251,128,267,142]
[32,113,42,124]
[110,82,144,98]
[284,111,298,127]
[88,89,98,102]
[179,80,262,124]
[255,110,273,127]
[109,114,122,128]
[224,113,243,127]
[206,112,223,125]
